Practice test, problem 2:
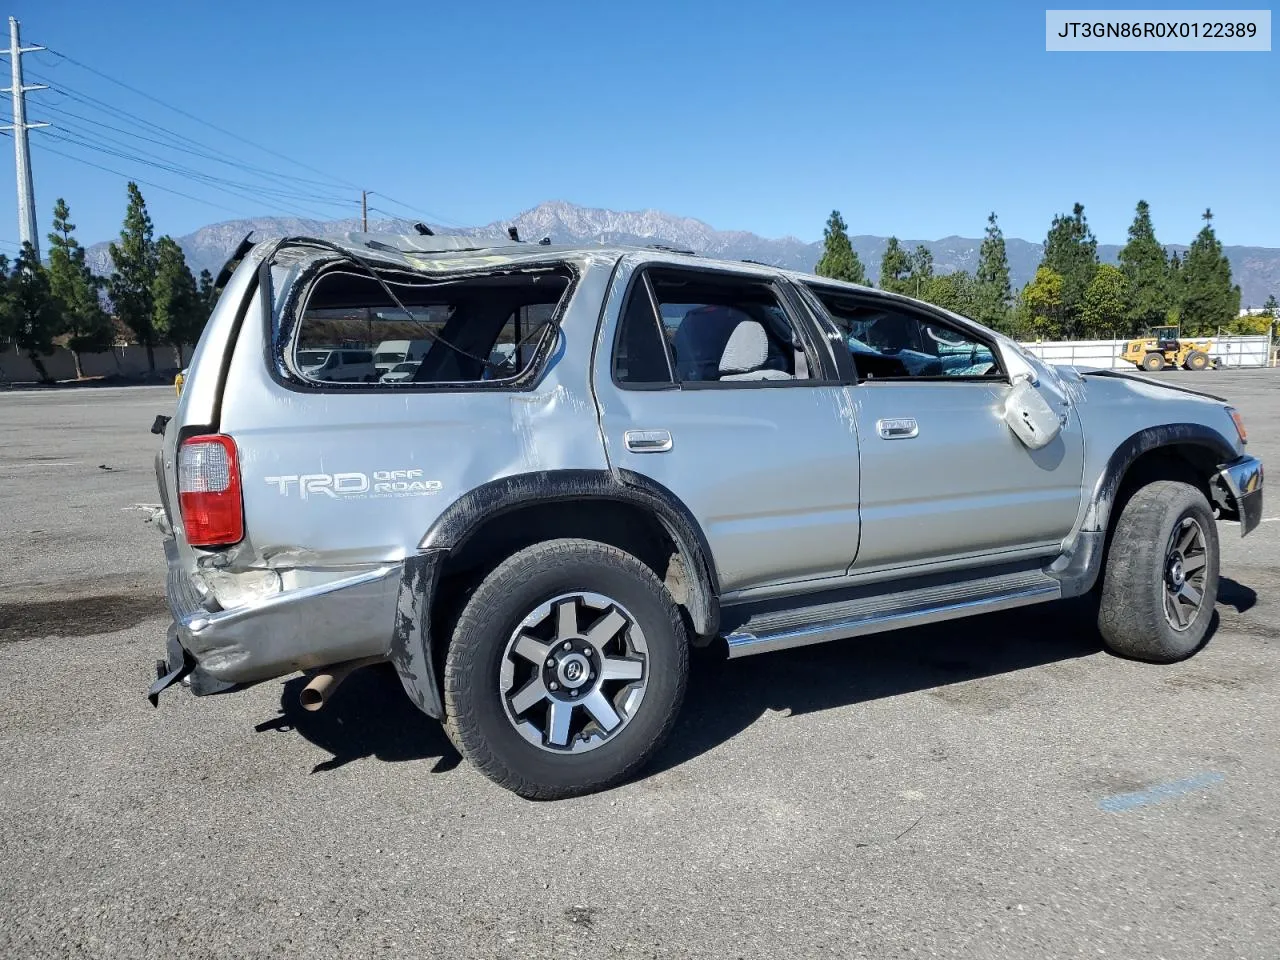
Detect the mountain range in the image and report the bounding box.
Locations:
[84,200,1280,307]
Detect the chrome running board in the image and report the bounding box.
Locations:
[723,569,1061,658]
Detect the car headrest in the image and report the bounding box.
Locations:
[718,321,770,375]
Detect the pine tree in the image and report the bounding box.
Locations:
[48,198,113,379]
[108,182,159,370]
[1117,200,1169,337]
[1041,203,1099,337]
[1179,209,1241,336]
[1166,251,1184,325]
[975,212,1012,328]
[0,255,12,345]
[814,210,867,285]
[1262,294,1280,340]
[908,245,933,298]
[152,236,201,366]
[1081,264,1128,339]
[879,237,912,294]
[9,243,61,382]
[198,269,217,314]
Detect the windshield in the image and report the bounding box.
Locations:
[391,362,418,373]
[297,350,330,366]
[375,352,405,364]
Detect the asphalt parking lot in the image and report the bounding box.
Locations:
[2,370,1278,960]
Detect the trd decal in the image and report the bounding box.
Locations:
[264,469,443,500]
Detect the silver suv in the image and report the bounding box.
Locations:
[148,231,1264,798]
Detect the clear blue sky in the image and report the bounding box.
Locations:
[5,0,1278,253]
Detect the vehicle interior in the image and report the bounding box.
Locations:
[614,268,812,385]
[289,264,572,385]
[806,286,1001,381]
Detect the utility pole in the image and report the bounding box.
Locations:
[0,17,48,260]
[361,189,368,232]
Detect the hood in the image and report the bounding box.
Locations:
[1071,366,1228,403]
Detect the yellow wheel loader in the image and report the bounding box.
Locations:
[1119,325,1215,372]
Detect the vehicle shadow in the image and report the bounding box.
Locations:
[267,588,1241,782]
[648,601,1107,776]
[255,666,462,775]
[1217,576,1257,613]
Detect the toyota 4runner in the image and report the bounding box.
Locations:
[147,231,1264,798]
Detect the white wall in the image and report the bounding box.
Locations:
[1018,335,1273,370]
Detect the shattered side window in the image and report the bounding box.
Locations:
[806,284,1003,382]
[287,264,573,387]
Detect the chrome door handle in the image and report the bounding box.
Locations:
[624,429,673,453]
[877,417,919,439]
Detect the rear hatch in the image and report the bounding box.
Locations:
[154,239,268,547]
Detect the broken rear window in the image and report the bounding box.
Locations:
[282,261,574,388]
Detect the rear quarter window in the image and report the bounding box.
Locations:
[279,260,576,390]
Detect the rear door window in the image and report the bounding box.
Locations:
[614,267,818,387]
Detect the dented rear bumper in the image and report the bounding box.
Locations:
[148,537,401,703]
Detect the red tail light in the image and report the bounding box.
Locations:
[178,435,244,546]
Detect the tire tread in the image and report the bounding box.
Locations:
[443,537,688,800]
[1097,479,1218,663]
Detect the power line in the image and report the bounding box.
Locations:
[44,123,357,214]
[368,192,468,229]
[45,46,365,192]
[27,69,365,196]
[30,65,461,229]
[21,36,469,235]
[43,129,348,221]
[32,139,250,216]
[35,100,356,204]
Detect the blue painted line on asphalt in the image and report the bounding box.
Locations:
[1098,772,1225,812]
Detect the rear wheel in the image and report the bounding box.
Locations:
[1184,350,1209,371]
[1097,480,1219,663]
[443,538,688,799]
[1142,352,1166,372]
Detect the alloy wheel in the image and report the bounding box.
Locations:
[1163,516,1209,631]
[499,592,648,753]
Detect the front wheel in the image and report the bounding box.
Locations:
[443,538,688,799]
[1184,350,1209,371]
[1097,480,1219,663]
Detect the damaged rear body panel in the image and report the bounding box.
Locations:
[150,234,614,709]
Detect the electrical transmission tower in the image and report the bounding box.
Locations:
[0,17,48,260]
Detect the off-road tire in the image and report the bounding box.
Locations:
[443,538,688,799]
[1097,480,1219,663]
[1142,352,1166,372]
[1184,350,1209,371]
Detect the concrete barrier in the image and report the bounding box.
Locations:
[0,343,191,384]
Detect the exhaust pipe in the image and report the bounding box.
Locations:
[299,656,385,712]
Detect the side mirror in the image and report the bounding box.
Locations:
[1003,378,1062,450]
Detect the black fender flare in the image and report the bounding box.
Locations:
[1053,423,1236,598]
[390,469,721,719]
[1082,423,1236,533]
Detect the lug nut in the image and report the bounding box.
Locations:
[549,681,559,691]
[563,641,572,650]
[546,659,555,667]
